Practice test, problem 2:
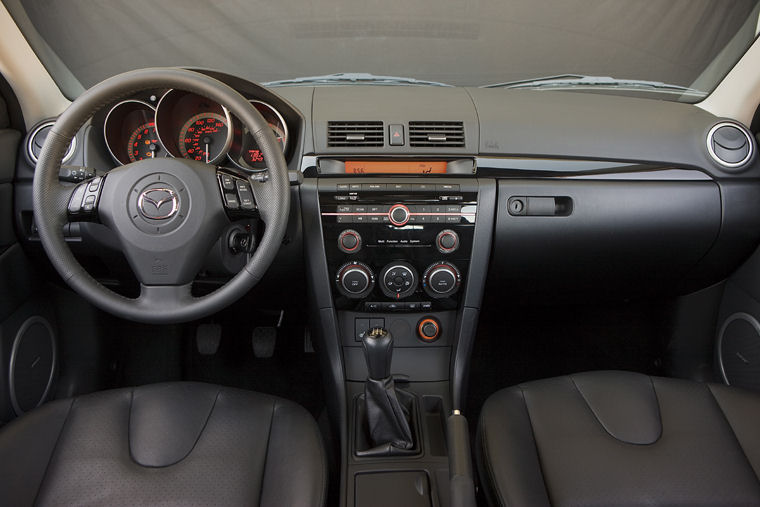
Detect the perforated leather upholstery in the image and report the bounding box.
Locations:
[477,371,760,507]
[0,382,327,506]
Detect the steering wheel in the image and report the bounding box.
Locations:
[33,68,290,324]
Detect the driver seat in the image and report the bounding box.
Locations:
[0,382,327,506]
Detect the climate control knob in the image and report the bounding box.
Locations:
[388,204,411,226]
[338,229,362,253]
[436,229,459,254]
[422,261,462,298]
[379,261,418,299]
[335,262,374,298]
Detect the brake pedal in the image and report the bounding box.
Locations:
[252,327,277,358]
[196,323,222,355]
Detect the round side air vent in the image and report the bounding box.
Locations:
[706,122,753,170]
[26,121,76,164]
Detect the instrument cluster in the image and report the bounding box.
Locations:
[103,90,288,171]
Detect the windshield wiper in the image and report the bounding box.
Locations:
[263,72,452,87]
[481,74,706,96]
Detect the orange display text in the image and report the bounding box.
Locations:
[345,161,447,174]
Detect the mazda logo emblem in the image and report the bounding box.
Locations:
[138,188,179,220]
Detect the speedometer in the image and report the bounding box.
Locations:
[178,112,229,163]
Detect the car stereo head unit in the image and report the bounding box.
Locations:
[317,158,476,175]
[318,176,478,313]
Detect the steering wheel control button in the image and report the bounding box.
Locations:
[336,262,375,298]
[218,172,257,214]
[380,261,418,299]
[436,229,459,254]
[389,204,411,226]
[338,229,362,253]
[422,261,462,298]
[224,193,240,209]
[418,317,441,342]
[220,174,235,191]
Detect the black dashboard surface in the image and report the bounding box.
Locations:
[14,70,760,299]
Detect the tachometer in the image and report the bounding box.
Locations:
[104,100,163,165]
[127,122,161,161]
[178,112,229,163]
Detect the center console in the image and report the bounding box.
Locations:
[301,159,494,507]
[319,177,478,383]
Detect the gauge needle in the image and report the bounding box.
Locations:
[205,143,210,163]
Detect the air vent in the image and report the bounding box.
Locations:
[409,121,465,147]
[27,121,76,164]
[327,121,384,147]
[706,122,753,169]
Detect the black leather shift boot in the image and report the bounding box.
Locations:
[364,376,414,449]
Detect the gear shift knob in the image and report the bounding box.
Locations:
[362,327,393,380]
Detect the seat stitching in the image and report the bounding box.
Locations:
[184,387,222,460]
[568,373,662,446]
[256,398,277,507]
[32,397,76,505]
[706,384,760,486]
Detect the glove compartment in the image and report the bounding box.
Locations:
[491,179,721,298]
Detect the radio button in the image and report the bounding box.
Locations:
[413,183,435,191]
[338,229,361,253]
[363,183,386,191]
[437,230,459,254]
[337,205,352,213]
[349,183,362,191]
[437,183,460,191]
[389,204,411,226]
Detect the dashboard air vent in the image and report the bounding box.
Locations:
[327,121,384,147]
[27,121,76,164]
[706,122,753,169]
[409,121,465,147]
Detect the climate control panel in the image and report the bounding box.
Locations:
[319,177,477,312]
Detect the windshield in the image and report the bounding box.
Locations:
[5,0,760,102]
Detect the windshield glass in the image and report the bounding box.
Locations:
[5,0,760,102]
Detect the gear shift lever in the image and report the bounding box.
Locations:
[362,327,393,380]
[361,328,414,450]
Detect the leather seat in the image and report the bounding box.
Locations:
[0,382,327,506]
[477,370,760,507]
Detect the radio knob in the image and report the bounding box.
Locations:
[436,229,459,254]
[380,261,418,299]
[338,229,362,253]
[389,204,411,226]
[336,262,374,298]
[423,262,462,298]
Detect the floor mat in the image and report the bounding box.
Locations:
[183,314,325,418]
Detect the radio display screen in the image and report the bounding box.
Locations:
[344,161,447,174]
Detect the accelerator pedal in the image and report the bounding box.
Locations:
[196,323,222,355]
